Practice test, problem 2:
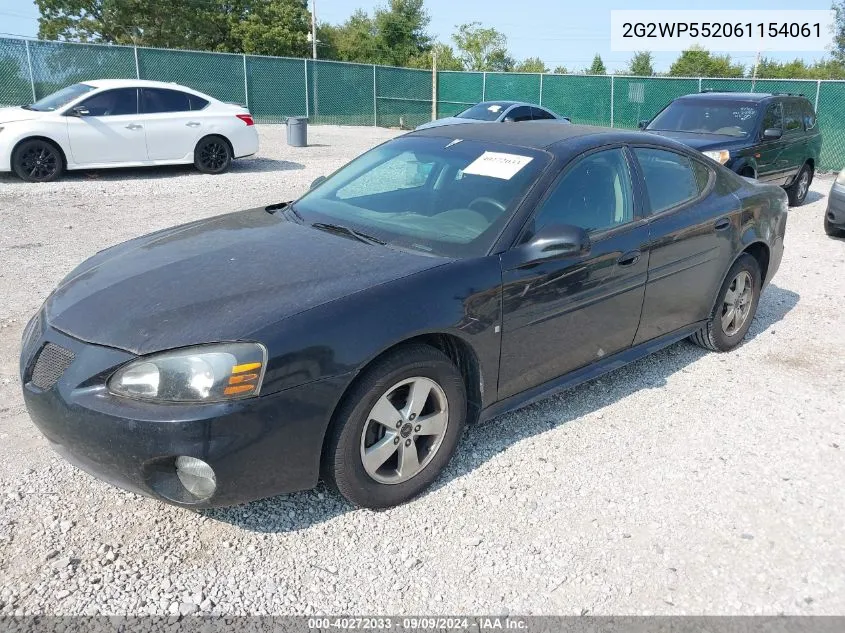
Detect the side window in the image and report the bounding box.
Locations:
[189,95,209,111]
[783,100,803,135]
[691,160,712,192]
[801,101,816,131]
[761,102,783,133]
[141,88,192,114]
[506,106,532,122]
[336,151,435,199]
[531,107,555,120]
[634,147,700,214]
[78,88,137,116]
[530,148,634,234]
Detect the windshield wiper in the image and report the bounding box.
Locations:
[20,104,35,110]
[310,222,385,245]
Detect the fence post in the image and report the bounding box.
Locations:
[610,75,614,128]
[698,77,702,92]
[133,46,140,79]
[482,72,487,101]
[304,59,309,118]
[373,64,377,127]
[815,79,821,112]
[538,73,543,106]
[24,39,36,102]
[242,54,249,108]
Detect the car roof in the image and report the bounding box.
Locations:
[83,79,215,97]
[472,101,544,109]
[409,121,660,152]
[676,91,808,103]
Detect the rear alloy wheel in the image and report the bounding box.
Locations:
[690,254,762,352]
[323,344,466,509]
[194,136,232,174]
[12,139,64,183]
[786,163,812,206]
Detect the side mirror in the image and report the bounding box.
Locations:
[309,175,327,190]
[763,127,782,140]
[68,105,90,117]
[518,224,591,265]
[637,120,649,130]
[503,116,515,123]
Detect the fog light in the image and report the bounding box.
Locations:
[175,456,216,500]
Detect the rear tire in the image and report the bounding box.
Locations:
[194,135,232,174]
[11,139,64,183]
[323,344,466,509]
[690,254,761,352]
[825,215,845,237]
[785,163,812,206]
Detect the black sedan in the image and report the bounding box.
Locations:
[20,123,788,509]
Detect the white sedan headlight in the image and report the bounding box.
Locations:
[108,343,267,402]
[702,150,730,165]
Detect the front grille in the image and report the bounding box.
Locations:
[30,343,75,390]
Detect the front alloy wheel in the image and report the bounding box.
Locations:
[12,140,64,183]
[324,344,466,509]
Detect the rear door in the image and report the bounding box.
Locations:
[65,88,147,165]
[140,88,208,161]
[781,98,809,182]
[498,146,650,398]
[632,146,740,343]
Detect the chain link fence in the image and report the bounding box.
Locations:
[2,36,845,169]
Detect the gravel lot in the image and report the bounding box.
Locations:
[0,124,843,616]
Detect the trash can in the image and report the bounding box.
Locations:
[286,116,308,147]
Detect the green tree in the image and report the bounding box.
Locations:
[669,46,744,77]
[628,51,654,76]
[452,22,512,71]
[328,9,379,62]
[373,0,431,67]
[587,54,606,75]
[35,0,311,56]
[407,42,463,71]
[515,57,548,73]
[834,0,845,62]
[552,65,568,74]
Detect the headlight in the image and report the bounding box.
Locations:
[702,150,730,165]
[836,169,845,185]
[108,342,267,402]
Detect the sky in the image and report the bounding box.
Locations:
[0,0,838,73]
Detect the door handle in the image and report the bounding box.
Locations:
[714,217,731,231]
[125,124,142,130]
[617,250,641,266]
[186,121,201,127]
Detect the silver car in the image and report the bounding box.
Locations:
[416,101,569,130]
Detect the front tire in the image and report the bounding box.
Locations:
[194,136,232,174]
[323,344,467,509]
[12,139,64,182]
[825,215,845,237]
[785,163,812,206]
[690,254,762,352]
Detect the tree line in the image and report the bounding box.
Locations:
[34,0,845,79]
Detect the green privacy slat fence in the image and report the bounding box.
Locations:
[4,36,845,170]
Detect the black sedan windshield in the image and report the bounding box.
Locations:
[294,136,550,257]
[26,83,96,112]
[456,103,511,121]
[647,100,759,137]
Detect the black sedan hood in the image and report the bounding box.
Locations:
[46,208,442,355]
[643,130,750,151]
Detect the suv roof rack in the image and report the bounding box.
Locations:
[771,92,806,97]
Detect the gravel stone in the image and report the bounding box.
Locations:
[0,125,843,615]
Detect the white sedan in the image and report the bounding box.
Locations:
[0,79,259,182]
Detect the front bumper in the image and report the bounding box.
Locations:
[827,182,845,229]
[20,317,348,508]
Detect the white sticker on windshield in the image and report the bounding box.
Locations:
[487,105,502,112]
[463,151,533,180]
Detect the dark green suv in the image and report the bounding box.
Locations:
[641,91,822,206]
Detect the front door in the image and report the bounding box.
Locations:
[498,147,650,399]
[65,88,147,165]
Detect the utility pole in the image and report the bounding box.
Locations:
[751,50,761,92]
[431,47,437,122]
[311,0,318,59]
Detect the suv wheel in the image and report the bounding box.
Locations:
[786,163,812,206]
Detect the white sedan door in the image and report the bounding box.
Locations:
[65,88,148,165]
[140,88,206,161]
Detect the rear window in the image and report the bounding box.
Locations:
[141,88,205,114]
